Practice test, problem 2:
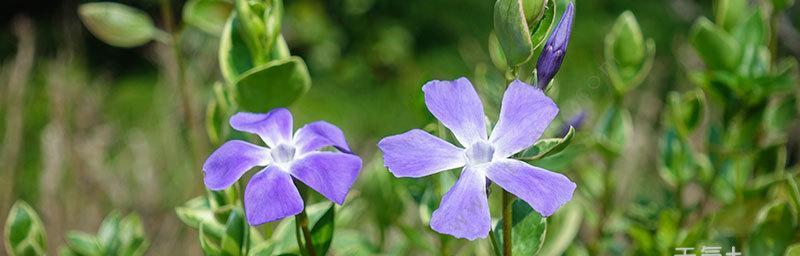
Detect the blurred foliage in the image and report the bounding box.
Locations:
[1,0,799,255]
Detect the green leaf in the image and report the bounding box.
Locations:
[521,0,547,26]
[263,0,283,53]
[493,0,534,66]
[119,214,148,256]
[733,9,766,47]
[518,126,575,161]
[595,107,631,156]
[538,201,582,256]
[200,223,223,255]
[175,196,226,241]
[220,13,256,84]
[247,242,276,256]
[659,129,697,188]
[611,11,645,68]
[66,232,102,256]
[183,0,233,35]
[748,202,797,255]
[786,243,800,256]
[206,82,235,145]
[221,209,246,256]
[689,18,741,71]
[233,57,311,112]
[529,0,556,52]
[309,205,335,256]
[78,2,157,48]
[97,211,122,254]
[787,175,800,218]
[3,201,46,256]
[715,0,748,31]
[493,199,548,256]
[605,11,655,93]
[666,90,706,138]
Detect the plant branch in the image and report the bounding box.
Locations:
[502,189,514,256]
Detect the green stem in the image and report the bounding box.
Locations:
[296,208,317,256]
[488,229,501,256]
[159,0,206,170]
[502,190,514,256]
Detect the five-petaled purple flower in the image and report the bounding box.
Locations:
[378,78,576,240]
[203,108,362,226]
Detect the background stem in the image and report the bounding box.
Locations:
[297,208,317,256]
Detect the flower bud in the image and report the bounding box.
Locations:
[535,1,574,90]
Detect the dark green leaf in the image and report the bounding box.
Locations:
[221,209,246,256]
[3,201,46,256]
[309,205,335,256]
[234,57,311,112]
[78,2,157,48]
[493,199,548,256]
[493,0,534,66]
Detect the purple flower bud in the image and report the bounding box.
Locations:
[536,1,574,90]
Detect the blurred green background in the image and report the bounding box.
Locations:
[1,0,799,255]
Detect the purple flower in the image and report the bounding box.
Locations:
[378,78,576,240]
[536,1,575,90]
[203,108,362,226]
[559,111,586,137]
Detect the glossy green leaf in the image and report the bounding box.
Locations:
[183,0,233,35]
[221,209,246,256]
[309,205,335,256]
[78,2,157,48]
[494,0,534,66]
[66,232,102,256]
[493,199,548,256]
[529,0,556,52]
[3,201,46,256]
[518,126,574,161]
[689,18,741,71]
[234,57,311,112]
[748,202,797,255]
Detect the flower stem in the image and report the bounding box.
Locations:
[502,189,514,256]
[296,208,317,256]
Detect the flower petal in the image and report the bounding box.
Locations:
[422,77,487,146]
[290,152,362,204]
[244,166,304,225]
[203,140,270,190]
[430,165,491,240]
[485,159,576,217]
[378,129,466,178]
[489,81,559,158]
[293,121,351,154]
[230,108,293,147]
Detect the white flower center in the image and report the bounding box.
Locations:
[271,143,296,165]
[465,140,494,165]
